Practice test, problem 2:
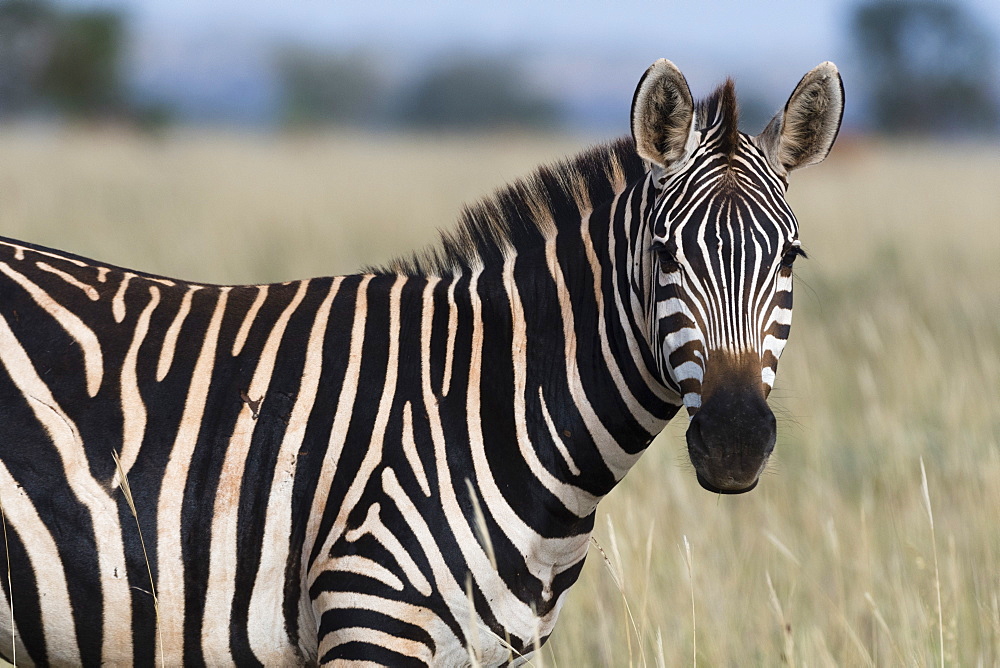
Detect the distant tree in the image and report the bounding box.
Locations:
[396,56,559,130]
[41,9,124,118]
[276,49,385,127]
[851,0,999,134]
[0,0,127,120]
[0,0,56,115]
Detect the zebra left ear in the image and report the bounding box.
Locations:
[756,62,844,177]
[631,59,697,180]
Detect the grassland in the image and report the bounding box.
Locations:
[0,128,997,665]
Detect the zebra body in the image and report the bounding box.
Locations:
[0,232,665,665]
[0,60,843,666]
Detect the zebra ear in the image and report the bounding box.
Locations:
[631,59,696,178]
[756,62,844,176]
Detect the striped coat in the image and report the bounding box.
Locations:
[0,59,843,666]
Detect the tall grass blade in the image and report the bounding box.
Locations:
[112,451,163,668]
[765,571,795,667]
[465,575,483,668]
[460,498,536,667]
[920,457,944,668]
[0,491,13,667]
[591,533,645,667]
[863,592,904,664]
[465,479,497,571]
[683,535,695,668]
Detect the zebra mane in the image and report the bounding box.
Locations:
[375,137,645,277]
[375,81,741,278]
[696,78,740,163]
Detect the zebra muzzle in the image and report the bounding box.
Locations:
[685,385,776,494]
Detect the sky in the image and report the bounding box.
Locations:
[55,0,1000,131]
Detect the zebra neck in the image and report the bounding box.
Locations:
[300,269,663,649]
[450,201,678,503]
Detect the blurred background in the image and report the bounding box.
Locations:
[0,0,997,135]
[0,0,996,281]
[0,1,998,665]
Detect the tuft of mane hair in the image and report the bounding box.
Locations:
[372,137,645,277]
[696,78,740,163]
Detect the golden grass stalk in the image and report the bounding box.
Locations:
[530,602,545,668]
[481,624,540,668]
[462,480,541,667]
[112,450,163,668]
[465,575,483,668]
[682,535,695,668]
[465,479,498,572]
[920,457,944,668]
[765,571,795,667]
[0,492,13,667]
[462,577,538,668]
[863,592,904,664]
[764,531,801,568]
[591,532,645,667]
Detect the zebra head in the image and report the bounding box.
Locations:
[631,60,844,494]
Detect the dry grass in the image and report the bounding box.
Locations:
[111,450,163,668]
[0,128,997,665]
[0,127,583,284]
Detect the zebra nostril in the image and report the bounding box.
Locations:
[763,411,777,456]
[686,413,708,456]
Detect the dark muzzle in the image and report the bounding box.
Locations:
[686,385,776,494]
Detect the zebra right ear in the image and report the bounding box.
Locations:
[756,62,844,177]
[631,59,697,180]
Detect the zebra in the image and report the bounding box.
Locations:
[0,59,843,666]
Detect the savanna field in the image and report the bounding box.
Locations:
[0,128,997,666]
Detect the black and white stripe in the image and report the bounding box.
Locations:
[0,60,843,665]
[648,94,803,413]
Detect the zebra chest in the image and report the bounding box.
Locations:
[309,449,591,666]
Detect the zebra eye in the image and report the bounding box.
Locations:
[652,242,679,271]
[781,245,807,268]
